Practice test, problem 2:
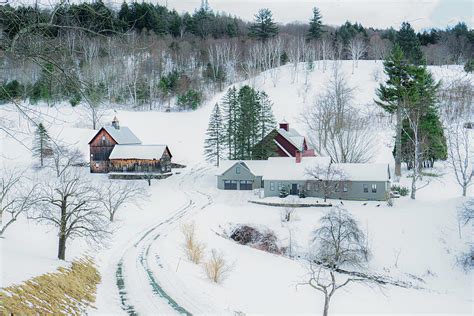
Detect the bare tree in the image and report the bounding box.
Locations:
[0,169,38,236]
[300,207,370,316]
[348,35,367,74]
[98,180,147,221]
[369,34,391,62]
[34,169,110,260]
[49,143,84,178]
[457,199,474,270]
[303,64,376,163]
[306,163,347,202]
[459,199,474,225]
[447,122,473,197]
[402,107,431,199]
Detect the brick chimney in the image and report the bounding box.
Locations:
[279,120,289,131]
[112,116,120,129]
[295,150,302,163]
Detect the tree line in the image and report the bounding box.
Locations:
[1,2,472,114]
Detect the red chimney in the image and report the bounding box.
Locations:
[295,151,302,163]
[279,121,289,131]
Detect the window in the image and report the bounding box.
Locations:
[335,183,340,192]
[240,180,253,190]
[343,182,348,192]
[270,182,275,191]
[363,184,368,193]
[371,184,377,193]
[306,182,312,191]
[102,135,106,141]
[224,180,238,190]
[236,167,241,174]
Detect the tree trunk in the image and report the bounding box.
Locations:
[58,234,67,260]
[58,201,67,260]
[395,105,402,178]
[323,294,331,316]
[109,212,115,222]
[462,184,467,197]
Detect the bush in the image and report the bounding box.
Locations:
[181,222,205,264]
[177,89,202,110]
[279,186,289,198]
[203,249,230,283]
[391,184,409,196]
[0,80,24,103]
[464,59,474,73]
[230,225,282,254]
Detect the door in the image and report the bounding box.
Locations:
[291,183,298,195]
[239,180,253,190]
[224,180,238,190]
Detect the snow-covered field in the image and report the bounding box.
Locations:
[1,61,472,314]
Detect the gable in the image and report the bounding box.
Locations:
[89,128,117,146]
[222,162,256,178]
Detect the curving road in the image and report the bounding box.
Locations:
[114,165,213,315]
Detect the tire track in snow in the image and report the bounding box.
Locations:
[115,165,212,315]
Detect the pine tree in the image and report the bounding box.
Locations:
[253,91,276,159]
[306,7,324,41]
[204,103,224,166]
[248,8,278,41]
[397,22,424,65]
[33,123,52,167]
[222,87,238,159]
[375,44,411,178]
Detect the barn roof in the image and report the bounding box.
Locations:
[109,144,170,160]
[277,128,305,151]
[103,126,142,144]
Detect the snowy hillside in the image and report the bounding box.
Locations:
[1,61,472,314]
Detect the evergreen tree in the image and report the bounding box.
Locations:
[204,103,225,166]
[222,87,238,159]
[248,8,278,41]
[306,7,324,41]
[375,44,411,177]
[397,22,424,65]
[252,91,276,159]
[32,123,52,167]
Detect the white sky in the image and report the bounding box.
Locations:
[7,0,474,31]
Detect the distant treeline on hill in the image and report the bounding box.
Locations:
[0,1,473,108]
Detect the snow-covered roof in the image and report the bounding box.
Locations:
[277,128,305,151]
[262,157,331,181]
[216,160,269,176]
[217,157,390,182]
[332,163,391,182]
[103,126,142,145]
[109,144,168,160]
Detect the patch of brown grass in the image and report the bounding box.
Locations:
[0,256,100,315]
[181,222,205,264]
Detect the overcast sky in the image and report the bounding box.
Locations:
[9,0,473,31]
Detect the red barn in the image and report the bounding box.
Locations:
[255,121,316,161]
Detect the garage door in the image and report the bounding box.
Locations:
[239,180,253,190]
[224,180,237,190]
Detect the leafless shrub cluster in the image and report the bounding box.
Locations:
[230,224,282,254]
[203,249,231,283]
[181,222,206,264]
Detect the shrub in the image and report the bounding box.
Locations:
[203,249,230,283]
[181,222,205,264]
[391,184,409,196]
[464,59,474,73]
[230,225,282,254]
[0,80,24,103]
[279,186,289,198]
[177,89,202,110]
